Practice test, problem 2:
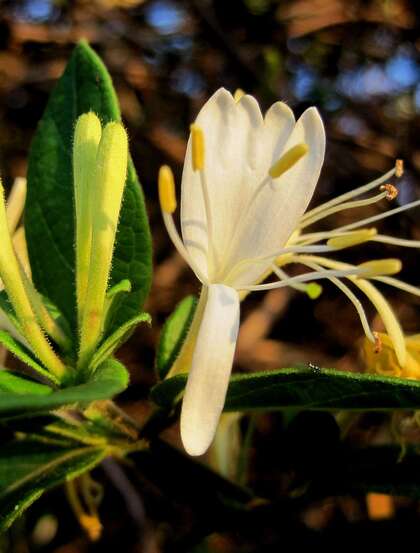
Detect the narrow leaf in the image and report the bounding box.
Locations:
[0,370,50,395]
[156,295,197,379]
[0,440,105,531]
[150,366,420,412]
[90,312,151,372]
[0,330,59,386]
[0,359,129,418]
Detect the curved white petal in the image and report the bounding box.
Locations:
[180,89,295,280]
[180,284,240,456]
[228,107,326,287]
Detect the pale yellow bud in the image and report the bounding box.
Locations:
[78,121,129,371]
[74,112,102,322]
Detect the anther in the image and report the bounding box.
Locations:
[158,165,177,214]
[395,159,404,178]
[327,229,377,249]
[190,124,205,171]
[269,143,309,179]
[380,184,398,201]
[358,259,402,278]
[234,89,245,102]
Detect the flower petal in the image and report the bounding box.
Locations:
[180,89,295,280]
[229,107,326,287]
[180,284,240,456]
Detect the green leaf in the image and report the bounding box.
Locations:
[151,366,420,412]
[0,330,59,386]
[103,279,132,334]
[0,370,50,395]
[156,295,197,379]
[0,291,20,331]
[0,440,106,531]
[25,40,152,334]
[0,358,129,418]
[90,312,151,372]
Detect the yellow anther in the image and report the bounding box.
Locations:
[190,124,205,172]
[359,259,402,278]
[306,282,322,300]
[395,159,404,178]
[269,143,309,179]
[158,165,177,214]
[380,183,398,201]
[234,88,245,102]
[327,228,377,249]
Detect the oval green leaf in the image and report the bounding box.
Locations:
[150,366,420,412]
[25,40,152,335]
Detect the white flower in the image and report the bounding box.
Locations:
[159,88,420,456]
[160,88,325,455]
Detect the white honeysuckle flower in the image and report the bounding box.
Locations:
[159,88,420,456]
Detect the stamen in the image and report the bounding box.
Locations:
[380,184,398,200]
[293,254,407,365]
[234,89,245,102]
[373,276,420,298]
[373,235,420,248]
[327,228,377,249]
[300,191,389,229]
[271,264,322,299]
[237,266,371,292]
[224,243,334,285]
[190,124,205,172]
[306,282,323,299]
[357,259,402,278]
[353,278,406,366]
[300,258,375,342]
[395,159,404,178]
[333,198,420,234]
[158,165,177,214]
[269,143,309,179]
[301,167,396,222]
[162,212,208,285]
[189,124,219,273]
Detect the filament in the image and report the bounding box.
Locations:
[301,167,396,223]
[300,191,389,229]
[162,212,208,284]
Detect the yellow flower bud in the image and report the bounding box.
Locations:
[73,112,102,322]
[78,121,128,371]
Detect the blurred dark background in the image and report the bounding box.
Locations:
[0,0,420,551]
